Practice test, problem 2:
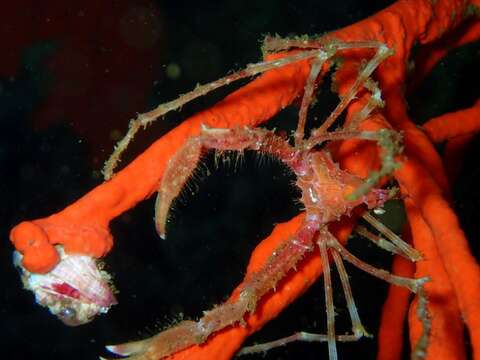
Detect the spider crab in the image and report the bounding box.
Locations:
[102,38,429,360]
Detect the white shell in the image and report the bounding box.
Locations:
[14,246,117,326]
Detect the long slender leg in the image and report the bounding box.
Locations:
[238,332,360,356]
[346,78,385,130]
[325,232,428,293]
[103,48,330,179]
[355,224,404,256]
[301,128,395,146]
[239,230,369,358]
[239,225,426,358]
[362,212,422,261]
[294,56,327,145]
[311,43,392,136]
[331,250,370,338]
[104,38,392,179]
[262,36,386,56]
[318,236,338,360]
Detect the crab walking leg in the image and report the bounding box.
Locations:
[318,235,338,360]
[240,233,370,357]
[313,43,393,135]
[106,220,320,359]
[262,37,387,53]
[104,38,393,178]
[326,232,428,293]
[346,79,385,131]
[295,56,327,144]
[238,333,358,355]
[103,48,329,179]
[362,212,422,261]
[355,225,403,256]
[306,79,385,149]
[330,250,369,338]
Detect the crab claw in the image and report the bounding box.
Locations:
[106,339,149,357]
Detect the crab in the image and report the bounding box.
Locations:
[100,37,429,360]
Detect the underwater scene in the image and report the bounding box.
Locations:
[2,1,480,359]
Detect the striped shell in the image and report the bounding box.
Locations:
[14,246,117,326]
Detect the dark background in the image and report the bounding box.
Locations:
[1,1,479,359]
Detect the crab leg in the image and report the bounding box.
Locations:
[240,226,426,358]
[355,225,404,256]
[312,43,393,135]
[103,48,330,179]
[154,126,297,238]
[239,229,369,358]
[106,219,320,359]
[330,249,369,338]
[325,231,428,293]
[104,40,391,179]
[154,136,203,238]
[318,233,338,360]
[346,78,385,130]
[295,56,327,144]
[362,212,422,261]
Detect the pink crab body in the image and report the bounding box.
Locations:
[100,39,428,360]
